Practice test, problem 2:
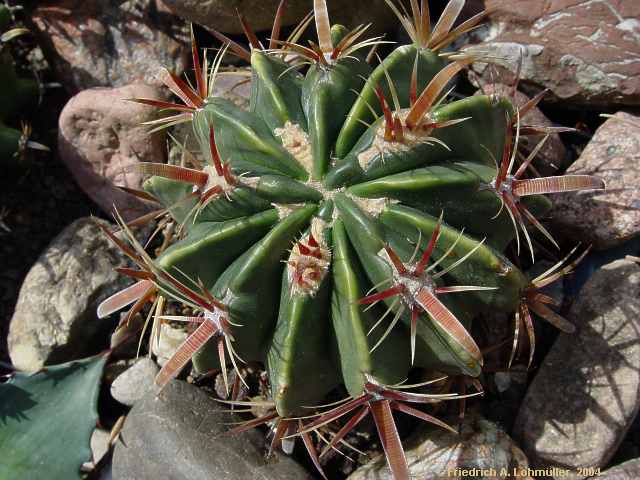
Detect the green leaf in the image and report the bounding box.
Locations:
[0,355,107,480]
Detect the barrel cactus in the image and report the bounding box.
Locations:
[98,1,604,478]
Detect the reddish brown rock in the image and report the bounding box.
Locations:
[550,111,640,249]
[466,0,640,106]
[58,83,165,220]
[476,84,568,173]
[33,0,188,93]
[160,0,395,36]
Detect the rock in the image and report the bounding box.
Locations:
[486,364,529,432]
[476,84,568,173]
[213,70,252,109]
[514,259,640,477]
[111,357,159,406]
[494,366,528,394]
[8,218,131,372]
[550,112,640,249]
[92,429,111,467]
[112,379,312,480]
[152,323,188,367]
[33,0,188,93]
[466,1,640,106]
[600,458,640,479]
[81,428,111,472]
[104,359,135,386]
[160,0,394,37]
[348,413,530,479]
[58,83,165,221]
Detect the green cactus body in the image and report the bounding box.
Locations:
[335,45,446,158]
[348,161,551,249]
[0,122,23,161]
[101,2,605,478]
[331,218,410,397]
[144,46,530,407]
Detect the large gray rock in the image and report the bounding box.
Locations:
[58,83,165,221]
[466,0,640,106]
[112,379,313,480]
[110,357,158,406]
[550,112,640,249]
[8,218,131,371]
[32,0,188,93]
[600,458,640,479]
[348,413,530,480]
[514,259,640,478]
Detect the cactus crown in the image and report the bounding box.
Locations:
[99,1,604,478]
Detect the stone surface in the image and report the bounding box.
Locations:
[58,83,165,221]
[213,70,252,109]
[600,458,640,479]
[550,112,640,249]
[8,218,131,371]
[466,0,640,106]
[111,357,158,406]
[514,259,640,477]
[92,429,111,467]
[112,379,313,480]
[81,428,111,472]
[152,323,188,367]
[348,413,530,479]
[33,0,188,93]
[160,0,394,36]
[476,84,568,173]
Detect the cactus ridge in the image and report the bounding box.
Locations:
[99,1,605,478]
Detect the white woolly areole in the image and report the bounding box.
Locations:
[310,217,330,248]
[357,110,449,170]
[377,247,435,306]
[287,224,331,297]
[203,305,226,331]
[349,194,393,217]
[198,165,234,193]
[274,203,305,220]
[239,176,260,188]
[274,122,313,175]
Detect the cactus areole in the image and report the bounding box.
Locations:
[98,1,605,478]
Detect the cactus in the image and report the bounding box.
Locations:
[98,1,605,478]
[0,4,45,165]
